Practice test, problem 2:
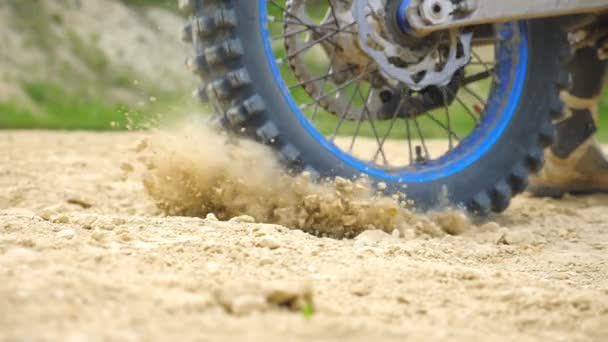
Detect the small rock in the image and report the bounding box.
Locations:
[66,197,93,209]
[37,204,67,221]
[17,239,36,248]
[57,229,75,239]
[351,282,372,297]
[377,182,387,191]
[133,138,149,153]
[79,216,98,230]
[91,231,108,242]
[51,215,70,224]
[355,246,383,257]
[117,232,134,242]
[205,213,219,221]
[99,224,115,231]
[256,236,281,250]
[396,295,410,304]
[214,284,268,315]
[229,215,255,223]
[265,280,313,310]
[495,228,509,245]
[206,262,221,274]
[251,225,278,237]
[354,230,395,246]
[259,256,273,266]
[111,217,127,226]
[334,177,354,193]
[120,162,134,173]
[230,295,267,315]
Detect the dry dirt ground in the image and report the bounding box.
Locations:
[1,130,608,341]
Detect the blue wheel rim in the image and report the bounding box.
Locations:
[260,1,528,183]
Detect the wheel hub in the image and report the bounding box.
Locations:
[396,0,412,33]
[353,0,472,90]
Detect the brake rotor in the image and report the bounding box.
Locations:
[352,0,473,90]
[283,0,468,121]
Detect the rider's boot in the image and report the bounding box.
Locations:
[529,32,608,197]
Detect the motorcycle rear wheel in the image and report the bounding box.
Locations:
[180,0,570,214]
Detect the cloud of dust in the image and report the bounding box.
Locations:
[137,118,469,239]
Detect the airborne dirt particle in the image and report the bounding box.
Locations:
[432,210,470,236]
[138,120,471,239]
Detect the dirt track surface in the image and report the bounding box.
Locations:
[1,131,608,341]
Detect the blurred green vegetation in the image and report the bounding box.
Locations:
[0,0,191,130]
[0,82,127,130]
[119,0,178,11]
[599,88,608,142]
[0,81,191,130]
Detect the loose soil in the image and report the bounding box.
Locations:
[1,130,608,341]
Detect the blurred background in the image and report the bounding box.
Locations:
[0,0,607,141]
[0,0,197,130]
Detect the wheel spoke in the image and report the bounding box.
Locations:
[272,23,355,41]
[329,82,362,142]
[288,65,356,90]
[448,88,481,124]
[266,0,515,174]
[269,0,349,52]
[327,0,341,31]
[286,30,336,59]
[356,89,389,165]
[310,48,338,122]
[424,111,461,142]
[347,89,366,153]
[471,49,498,84]
[463,68,496,85]
[300,71,368,109]
[405,118,414,166]
[373,91,407,163]
[441,88,454,150]
[462,85,488,108]
[412,117,431,162]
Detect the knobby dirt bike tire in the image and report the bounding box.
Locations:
[178,0,571,215]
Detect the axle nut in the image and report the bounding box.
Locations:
[419,0,452,26]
